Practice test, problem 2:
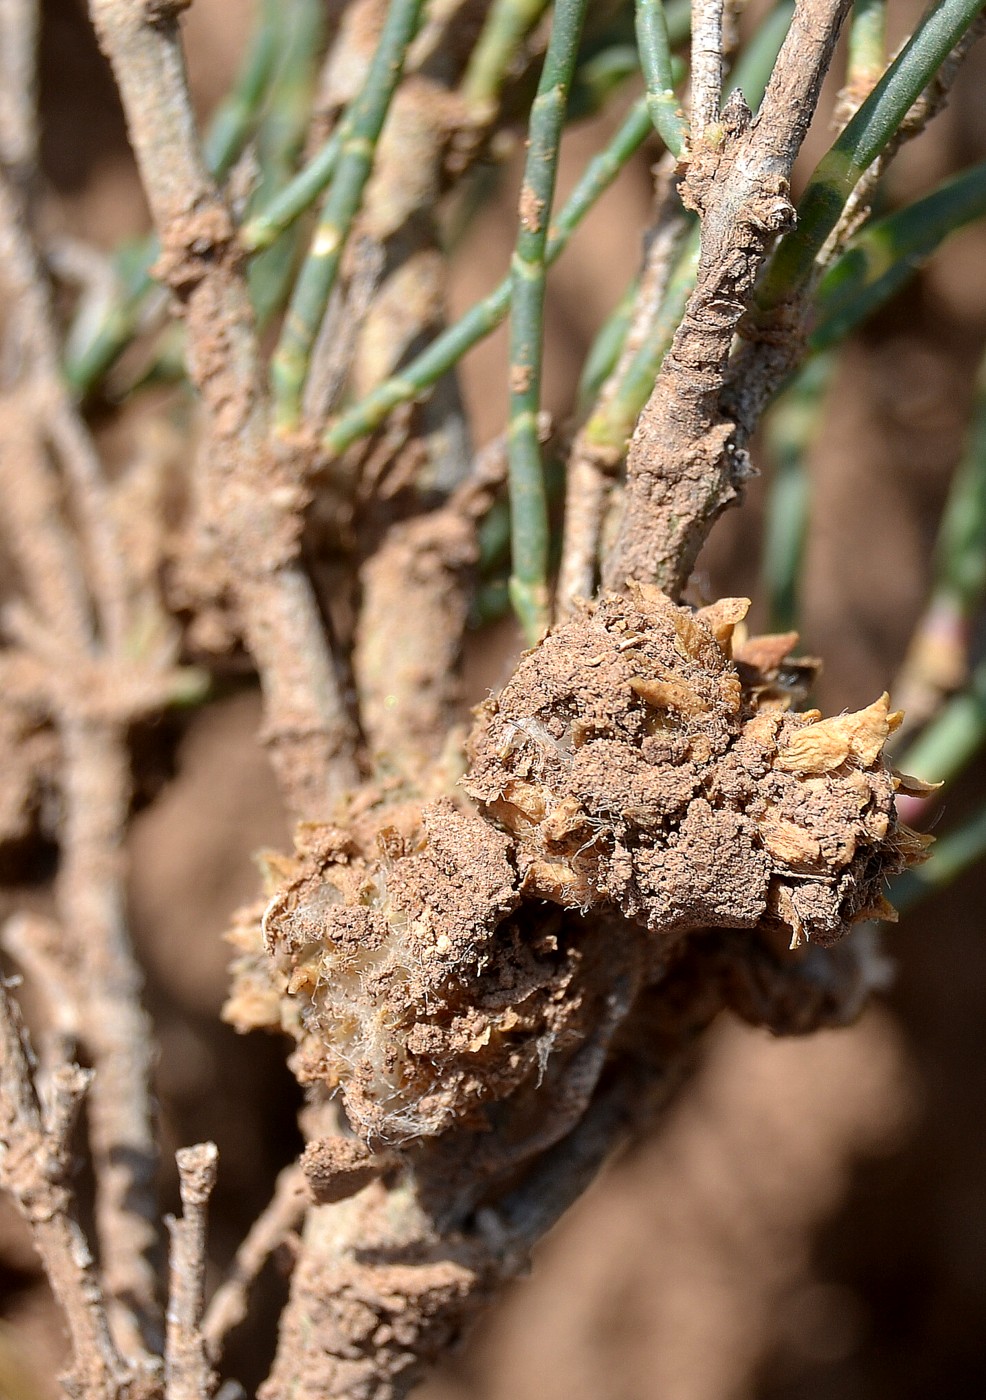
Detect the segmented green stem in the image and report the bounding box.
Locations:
[636,0,687,155]
[323,92,654,456]
[508,0,591,643]
[757,0,986,309]
[462,0,552,109]
[761,352,835,631]
[582,225,699,453]
[845,0,886,87]
[203,0,283,180]
[241,127,343,252]
[271,0,425,430]
[813,160,986,351]
[247,0,327,330]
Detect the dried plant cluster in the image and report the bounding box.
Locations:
[0,0,981,1397]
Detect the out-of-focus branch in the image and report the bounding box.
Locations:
[0,171,128,651]
[87,0,360,820]
[60,716,161,1365]
[202,1164,309,1363]
[0,0,39,179]
[354,429,524,779]
[0,160,163,1364]
[165,1144,219,1400]
[603,0,853,596]
[0,978,133,1400]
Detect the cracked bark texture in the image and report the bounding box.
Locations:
[602,0,853,597]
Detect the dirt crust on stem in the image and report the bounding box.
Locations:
[226,587,925,1148]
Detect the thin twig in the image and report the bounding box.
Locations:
[689,0,725,137]
[59,715,161,1362]
[1,911,82,1106]
[563,0,794,570]
[557,159,689,616]
[166,1144,219,1400]
[0,977,133,1400]
[88,0,361,820]
[602,0,853,596]
[202,1164,309,1362]
[0,124,163,1366]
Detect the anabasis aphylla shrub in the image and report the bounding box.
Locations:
[0,1,984,1398]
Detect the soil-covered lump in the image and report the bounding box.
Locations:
[465,585,918,946]
[224,587,926,1147]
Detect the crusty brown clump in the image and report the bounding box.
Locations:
[225,802,627,1144]
[465,584,916,947]
[225,588,927,1147]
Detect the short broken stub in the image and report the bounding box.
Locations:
[224,586,930,1146]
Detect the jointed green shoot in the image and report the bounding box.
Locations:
[270,0,425,429]
[507,0,592,643]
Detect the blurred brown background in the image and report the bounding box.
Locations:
[2,1,986,1396]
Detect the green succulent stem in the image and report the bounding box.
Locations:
[245,0,327,330]
[508,0,592,644]
[270,0,425,430]
[240,128,343,252]
[203,0,283,180]
[462,0,552,109]
[323,93,655,457]
[845,0,886,88]
[761,352,835,631]
[635,0,687,155]
[757,0,986,310]
[812,160,986,351]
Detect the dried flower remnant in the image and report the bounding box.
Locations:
[226,588,928,1147]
